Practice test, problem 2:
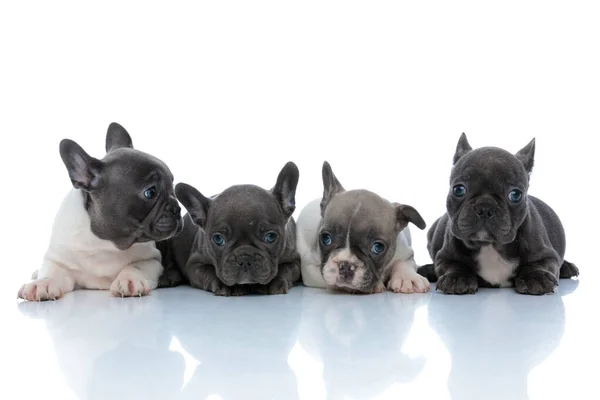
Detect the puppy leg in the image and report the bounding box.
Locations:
[158,267,184,288]
[387,259,431,294]
[186,262,239,296]
[435,258,479,295]
[110,259,162,297]
[300,262,328,289]
[18,261,76,301]
[559,260,579,279]
[255,256,301,295]
[515,259,560,295]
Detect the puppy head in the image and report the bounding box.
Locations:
[447,133,534,247]
[176,162,299,286]
[318,162,426,293]
[59,123,182,250]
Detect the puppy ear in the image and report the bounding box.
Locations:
[59,139,103,191]
[515,138,535,174]
[105,122,134,152]
[321,161,345,216]
[175,183,211,228]
[394,203,426,231]
[453,132,473,164]
[271,161,300,219]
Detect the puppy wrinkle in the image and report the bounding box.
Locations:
[345,201,362,249]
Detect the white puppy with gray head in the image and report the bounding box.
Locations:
[17,123,183,301]
[297,162,430,294]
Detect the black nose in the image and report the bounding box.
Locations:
[475,202,496,219]
[166,202,181,216]
[237,253,255,268]
[339,262,356,278]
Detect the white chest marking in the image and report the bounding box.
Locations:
[476,245,518,287]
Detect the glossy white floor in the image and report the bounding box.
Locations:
[4,274,596,400]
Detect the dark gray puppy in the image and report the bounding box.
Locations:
[158,162,301,296]
[419,133,579,295]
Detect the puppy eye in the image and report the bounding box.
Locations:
[320,232,332,246]
[264,232,278,244]
[508,189,523,203]
[212,233,226,246]
[453,184,467,197]
[144,186,157,199]
[370,241,385,255]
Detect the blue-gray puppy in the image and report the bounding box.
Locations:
[418,134,579,295]
[158,162,301,296]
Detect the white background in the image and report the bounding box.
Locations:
[1,0,598,296]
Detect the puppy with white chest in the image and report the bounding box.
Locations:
[18,123,183,301]
[297,162,430,294]
[419,133,579,295]
[157,162,301,296]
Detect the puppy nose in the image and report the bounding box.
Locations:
[166,202,181,216]
[339,261,356,278]
[237,253,255,268]
[475,202,496,219]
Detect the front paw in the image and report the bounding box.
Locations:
[110,277,151,297]
[436,272,478,295]
[18,278,68,301]
[515,269,557,295]
[253,277,292,295]
[388,272,431,294]
[158,268,183,288]
[209,279,232,296]
[266,277,292,295]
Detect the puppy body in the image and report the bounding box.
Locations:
[18,123,182,301]
[158,162,301,296]
[297,162,429,294]
[298,198,420,292]
[420,134,579,295]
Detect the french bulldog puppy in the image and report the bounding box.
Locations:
[18,123,183,301]
[296,162,429,294]
[419,133,579,295]
[157,162,301,296]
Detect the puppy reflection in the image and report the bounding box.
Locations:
[18,293,182,400]
[297,290,430,399]
[427,282,575,400]
[165,293,301,399]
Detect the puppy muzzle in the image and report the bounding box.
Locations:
[219,246,276,285]
[322,257,376,292]
[456,198,512,244]
[137,195,183,241]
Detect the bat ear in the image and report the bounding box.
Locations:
[453,132,472,164]
[271,161,300,219]
[320,161,345,216]
[394,203,426,231]
[106,122,134,152]
[175,183,212,228]
[515,138,535,174]
[59,139,103,191]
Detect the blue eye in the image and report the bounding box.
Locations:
[264,232,278,244]
[320,232,332,246]
[453,184,467,197]
[509,189,523,203]
[212,233,226,246]
[371,241,385,255]
[144,186,157,199]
